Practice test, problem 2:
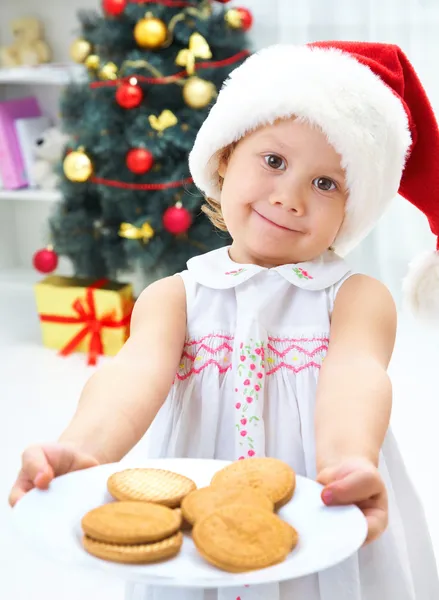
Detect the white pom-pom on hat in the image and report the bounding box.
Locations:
[403,247,439,321]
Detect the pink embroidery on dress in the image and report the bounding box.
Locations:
[185,333,234,346]
[182,342,233,360]
[236,339,265,456]
[292,267,313,280]
[177,334,233,381]
[269,335,329,343]
[225,268,247,276]
[176,359,231,381]
[177,334,327,381]
[265,337,328,376]
[267,342,328,358]
[266,361,323,376]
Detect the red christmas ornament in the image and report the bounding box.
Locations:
[235,7,253,31]
[116,79,143,109]
[33,247,59,274]
[163,205,192,235]
[239,8,253,31]
[227,7,254,31]
[126,148,154,174]
[102,0,127,16]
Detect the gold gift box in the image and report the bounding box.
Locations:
[34,276,134,363]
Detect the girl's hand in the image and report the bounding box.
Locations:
[317,457,388,545]
[8,443,99,508]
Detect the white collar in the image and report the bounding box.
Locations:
[186,246,350,291]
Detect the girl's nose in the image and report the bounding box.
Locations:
[268,187,306,215]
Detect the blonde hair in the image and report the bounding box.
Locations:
[201,143,237,232]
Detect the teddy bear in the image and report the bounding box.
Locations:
[31,127,69,190]
[0,17,52,68]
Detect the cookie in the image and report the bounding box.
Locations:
[280,519,300,551]
[107,468,196,508]
[174,507,192,531]
[83,531,183,564]
[181,485,274,526]
[211,458,296,509]
[193,505,298,573]
[81,501,182,544]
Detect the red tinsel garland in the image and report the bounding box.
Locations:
[92,176,193,190]
[89,50,250,89]
[130,0,197,6]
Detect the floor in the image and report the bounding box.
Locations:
[1,281,438,600]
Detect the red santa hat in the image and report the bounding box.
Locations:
[189,41,439,320]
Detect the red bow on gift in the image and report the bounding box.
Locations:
[40,279,133,366]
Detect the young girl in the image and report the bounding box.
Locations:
[9,41,439,599]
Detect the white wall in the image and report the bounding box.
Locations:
[0,0,96,62]
[0,0,95,274]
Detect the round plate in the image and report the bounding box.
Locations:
[10,458,367,588]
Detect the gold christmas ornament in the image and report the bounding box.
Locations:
[175,33,212,75]
[70,38,92,63]
[119,222,155,243]
[85,54,100,70]
[225,8,242,29]
[149,110,178,133]
[224,7,253,31]
[63,148,93,183]
[183,77,216,109]
[134,14,168,49]
[100,62,118,80]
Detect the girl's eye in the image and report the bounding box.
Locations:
[313,177,337,192]
[264,154,286,170]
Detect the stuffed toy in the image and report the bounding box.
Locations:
[32,127,68,190]
[0,17,52,67]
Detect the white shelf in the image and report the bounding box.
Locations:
[0,63,85,85]
[0,189,62,202]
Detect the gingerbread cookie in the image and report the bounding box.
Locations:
[107,468,196,508]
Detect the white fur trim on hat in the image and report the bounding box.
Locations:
[189,44,412,256]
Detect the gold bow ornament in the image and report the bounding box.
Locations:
[119,222,155,243]
[149,109,178,133]
[175,33,212,75]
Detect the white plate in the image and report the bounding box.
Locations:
[10,458,367,588]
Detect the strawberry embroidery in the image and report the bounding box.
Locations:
[293,266,313,280]
[236,339,264,456]
[225,268,247,276]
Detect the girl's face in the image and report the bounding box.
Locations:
[218,118,348,266]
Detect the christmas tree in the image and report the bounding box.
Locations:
[41,0,252,279]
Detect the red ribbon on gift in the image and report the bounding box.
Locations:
[39,278,133,366]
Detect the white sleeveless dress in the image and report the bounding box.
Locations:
[127,246,438,600]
